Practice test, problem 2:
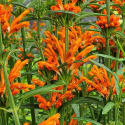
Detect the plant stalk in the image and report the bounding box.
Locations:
[115,106,119,125]
[3,64,20,125]
[0,23,20,125]
[1,110,7,125]
[65,15,69,56]
[37,0,45,61]
[123,103,125,125]
[21,27,36,125]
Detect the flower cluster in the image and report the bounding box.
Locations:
[0,4,30,36]
[96,15,120,29]
[51,0,81,15]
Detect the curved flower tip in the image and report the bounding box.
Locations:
[23,122,29,125]
[39,113,60,125]
[32,78,46,87]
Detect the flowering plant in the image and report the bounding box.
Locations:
[0,0,125,125]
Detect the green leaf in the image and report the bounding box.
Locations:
[92,53,125,65]
[76,22,101,29]
[75,13,105,23]
[84,28,102,32]
[11,2,28,9]
[102,102,115,115]
[21,71,40,76]
[20,104,39,109]
[73,117,101,125]
[46,10,79,16]
[71,104,80,117]
[22,17,37,22]
[90,59,120,95]
[116,67,125,76]
[58,97,103,112]
[16,80,65,100]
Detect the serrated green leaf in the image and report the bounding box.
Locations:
[90,59,120,95]
[16,80,65,100]
[102,102,115,115]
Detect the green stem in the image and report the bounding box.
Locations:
[37,0,45,61]
[65,16,69,56]
[0,24,3,52]
[3,65,20,125]
[55,23,59,39]
[106,0,111,79]
[106,37,110,78]
[18,78,26,123]
[115,47,120,71]
[27,70,36,125]
[103,98,107,125]
[1,110,7,125]
[0,23,20,125]
[106,0,110,24]
[89,104,95,120]
[123,103,125,125]
[60,85,67,125]
[115,106,119,125]
[21,27,27,59]
[21,27,36,125]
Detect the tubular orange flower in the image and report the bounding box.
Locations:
[81,65,125,99]
[0,59,32,97]
[69,113,78,125]
[0,4,30,36]
[39,113,60,125]
[85,123,92,125]
[23,122,29,125]
[9,59,28,83]
[96,14,120,29]
[32,78,46,86]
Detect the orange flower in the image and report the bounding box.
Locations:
[0,59,31,97]
[32,78,46,86]
[9,59,28,83]
[81,65,125,99]
[69,113,78,125]
[51,0,81,15]
[39,113,60,125]
[0,4,30,36]
[85,123,92,125]
[96,14,120,29]
[23,122,29,125]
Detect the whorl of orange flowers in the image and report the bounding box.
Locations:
[51,0,81,15]
[81,65,125,99]
[0,3,30,36]
[0,59,35,97]
[39,34,97,75]
[96,15,120,29]
[39,113,60,125]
